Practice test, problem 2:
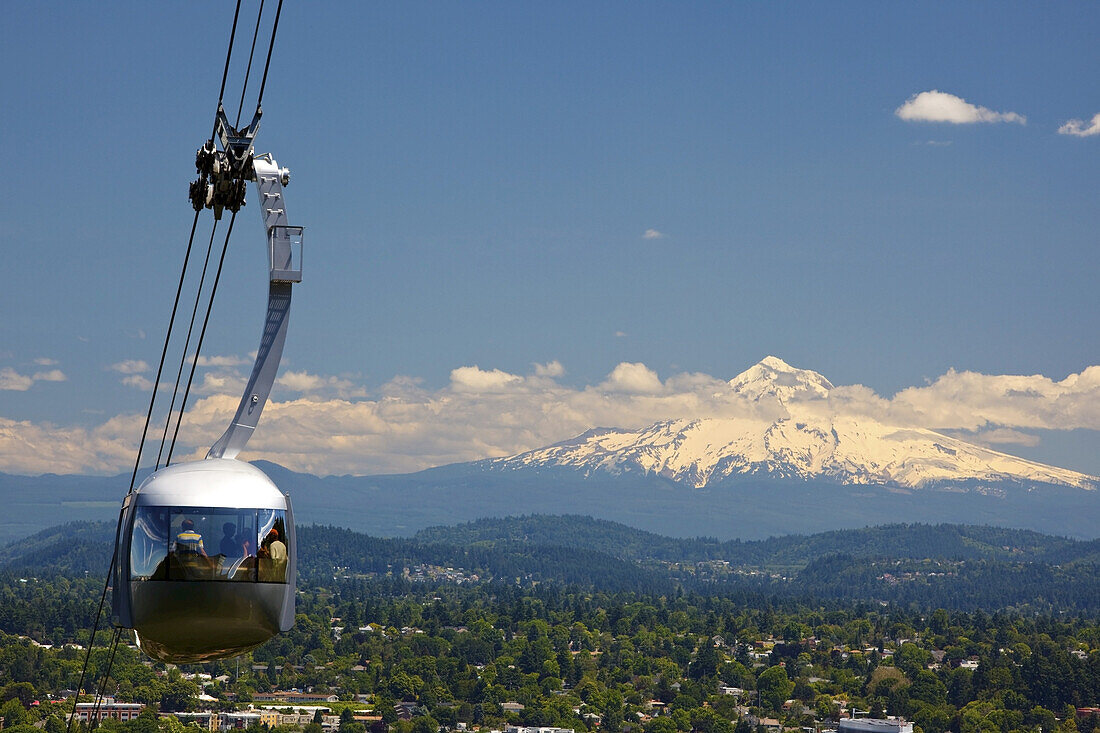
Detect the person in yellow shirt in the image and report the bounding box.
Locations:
[175,519,206,556]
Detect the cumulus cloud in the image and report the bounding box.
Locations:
[533,361,565,378]
[109,360,150,375]
[643,229,665,239]
[277,370,367,398]
[0,368,34,391]
[0,414,139,475]
[0,367,67,391]
[1,359,1099,477]
[450,366,525,393]
[601,362,664,394]
[948,427,1042,449]
[122,375,155,391]
[895,90,1026,125]
[1059,113,1100,137]
[885,366,1100,432]
[193,354,250,367]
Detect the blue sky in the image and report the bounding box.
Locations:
[1,2,1098,476]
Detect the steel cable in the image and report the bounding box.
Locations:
[255,0,285,109]
[213,0,245,142]
[65,552,116,733]
[89,628,123,729]
[167,211,238,466]
[236,0,267,127]
[126,210,201,494]
[155,220,220,470]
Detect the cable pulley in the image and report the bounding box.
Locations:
[189,105,263,219]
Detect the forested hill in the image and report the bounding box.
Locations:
[415,515,1100,566]
[4,516,1100,612]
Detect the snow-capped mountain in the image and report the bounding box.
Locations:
[493,357,1097,492]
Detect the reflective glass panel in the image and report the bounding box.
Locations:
[130,506,287,583]
[168,509,259,582]
[257,509,288,583]
[130,507,170,580]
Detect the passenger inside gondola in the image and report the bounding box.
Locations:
[173,518,213,579]
[258,527,287,582]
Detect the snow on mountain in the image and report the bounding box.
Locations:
[727,354,834,402]
[493,357,1097,491]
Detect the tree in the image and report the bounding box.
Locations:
[909,671,947,706]
[159,678,199,713]
[410,716,439,733]
[0,699,28,729]
[756,667,793,714]
[645,717,678,733]
[688,642,720,681]
[689,707,733,733]
[0,684,36,708]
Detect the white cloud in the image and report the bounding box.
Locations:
[885,367,1100,432]
[601,362,664,394]
[1058,113,1100,137]
[449,366,524,393]
[191,371,245,396]
[122,375,155,391]
[109,360,150,375]
[895,90,1026,125]
[643,229,665,239]
[533,361,565,378]
[277,370,367,398]
[33,357,59,366]
[0,414,139,475]
[952,427,1042,448]
[2,359,1099,477]
[32,370,67,383]
[0,367,66,391]
[0,368,34,391]
[194,354,250,367]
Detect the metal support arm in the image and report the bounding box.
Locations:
[207,154,302,460]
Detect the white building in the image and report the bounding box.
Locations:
[838,719,913,733]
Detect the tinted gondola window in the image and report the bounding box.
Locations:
[169,509,259,581]
[130,507,276,582]
[130,507,170,580]
[257,509,289,583]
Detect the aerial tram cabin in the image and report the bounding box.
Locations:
[111,106,306,663]
[112,459,296,662]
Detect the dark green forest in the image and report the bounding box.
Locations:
[2,517,1100,733]
[5,517,1100,613]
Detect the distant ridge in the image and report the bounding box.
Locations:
[6,516,1100,613]
[414,514,1100,566]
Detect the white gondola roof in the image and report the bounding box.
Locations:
[133,459,287,509]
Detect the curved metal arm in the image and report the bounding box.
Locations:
[208,155,302,460]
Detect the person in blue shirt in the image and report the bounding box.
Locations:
[219,522,244,558]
